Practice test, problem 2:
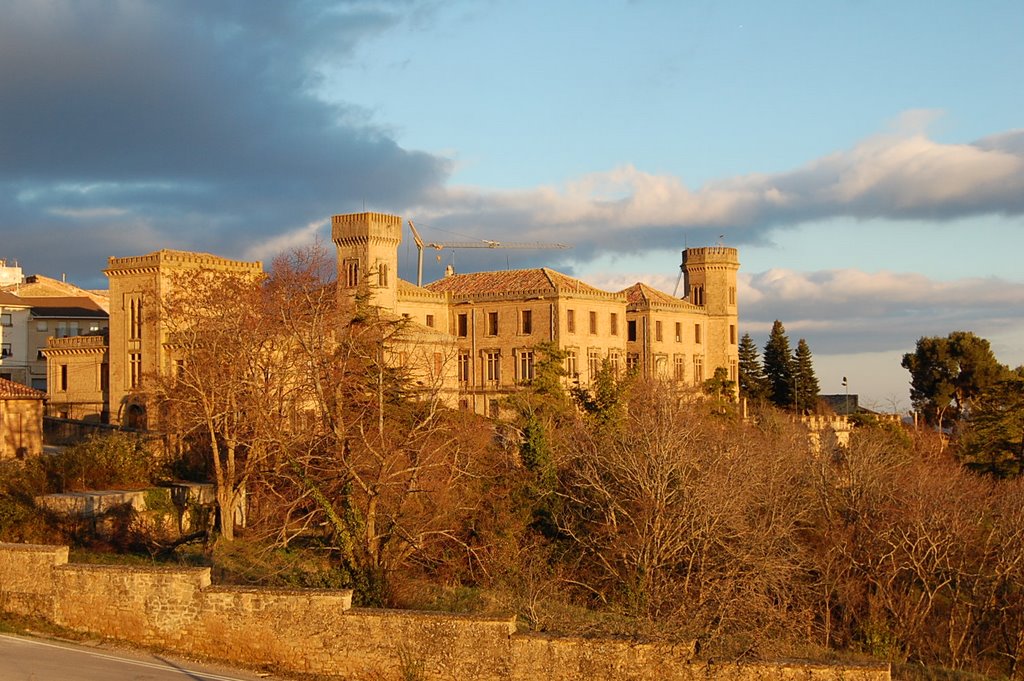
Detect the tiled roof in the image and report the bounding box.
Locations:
[397,279,446,297]
[0,377,46,400]
[621,282,684,307]
[20,296,109,319]
[425,268,607,297]
[0,291,29,307]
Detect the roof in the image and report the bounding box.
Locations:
[0,274,110,312]
[621,282,688,308]
[20,296,109,319]
[424,268,609,297]
[0,377,46,400]
[0,291,30,308]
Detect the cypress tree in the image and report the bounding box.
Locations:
[792,338,820,413]
[763,320,794,408]
[737,332,770,401]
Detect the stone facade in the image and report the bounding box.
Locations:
[40,334,109,421]
[0,377,44,459]
[45,213,740,421]
[335,211,740,415]
[103,250,263,426]
[0,542,890,680]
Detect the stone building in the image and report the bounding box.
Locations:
[48,212,739,422]
[40,334,109,422]
[0,376,44,459]
[102,250,264,427]
[333,211,739,415]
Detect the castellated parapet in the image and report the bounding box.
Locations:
[332,212,402,311]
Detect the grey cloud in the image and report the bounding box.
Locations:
[0,0,448,284]
[582,267,1024,361]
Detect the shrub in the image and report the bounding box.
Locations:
[41,432,160,492]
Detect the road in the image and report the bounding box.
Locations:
[0,632,292,681]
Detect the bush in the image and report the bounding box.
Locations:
[41,432,160,492]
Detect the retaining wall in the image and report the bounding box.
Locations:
[0,543,889,680]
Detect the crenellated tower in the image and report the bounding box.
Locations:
[331,212,402,312]
[681,246,740,382]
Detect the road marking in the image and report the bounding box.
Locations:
[0,633,264,681]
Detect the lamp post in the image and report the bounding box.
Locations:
[842,376,849,416]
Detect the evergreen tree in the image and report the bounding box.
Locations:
[958,367,1024,478]
[763,320,794,408]
[901,331,1007,428]
[737,332,770,401]
[792,338,820,413]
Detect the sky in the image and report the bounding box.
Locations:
[2,0,1023,410]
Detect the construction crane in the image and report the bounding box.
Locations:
[407,221,571,286]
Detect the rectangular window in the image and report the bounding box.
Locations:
[588,350,601,380]
[59,364,68,391]
[100,362,109,392]
[487,311,499,336]
[566,309,576,334]
[730,359,738,382]
[693,355,704,383]
[69,321,79,337]
[426,314,435,328]
[627,319,637,342]
[344,259,359,288]
[129,352,142,389]
[695,323,702,344]
[521,309,532,335]
[608,351,621,376]
[610,313,618,336]
[627,353,639,371]
[675,322,682,342]
[0,313,10,327]
[0,342,10,358]
[729,286,736,306]
[89,322,101,333]
[433,352,443,376]
[488,399,500,418]
[485,351,500,382]
[565,350,578,377]
[730,324,737,344]
[457,313,468,337]
[519,350,535,382]
[589,311,597,335]
[655,320,663,342]
[674,354,686,381]
[458,352,470,383]
[36,321,48,332]
[377,262,388,287]
[56,321,68,338]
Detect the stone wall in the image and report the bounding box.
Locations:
[0,542,889,680]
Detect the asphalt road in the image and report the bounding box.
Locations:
[0,632,291,681]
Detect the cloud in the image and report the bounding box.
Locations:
[3,3,1023,297]
[581,267,1024,359]
[414,115,1024,258]
[0,0,449,285]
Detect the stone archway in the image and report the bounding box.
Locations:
[124,403,147,431]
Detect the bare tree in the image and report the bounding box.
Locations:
[154,267,272,541]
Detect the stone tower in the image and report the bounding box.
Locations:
[331,212,401,312]
[681,246,740,380]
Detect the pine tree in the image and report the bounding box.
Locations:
[792,338,820,413]
[737,332,770,401]
[763,320,794,408]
